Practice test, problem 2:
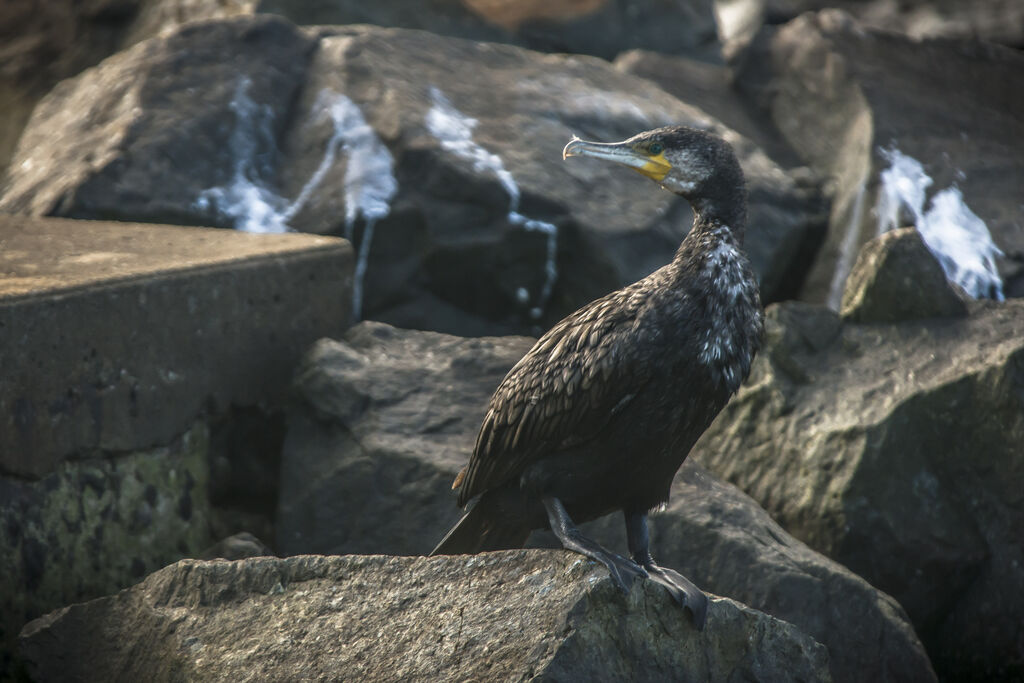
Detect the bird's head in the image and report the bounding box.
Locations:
[562,126,744,222]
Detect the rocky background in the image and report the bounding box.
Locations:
[1,0,1022,681]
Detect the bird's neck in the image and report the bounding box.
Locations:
[672,205,746,267]
[688,190,747,245]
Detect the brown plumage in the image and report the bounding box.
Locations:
[430,126,764,629]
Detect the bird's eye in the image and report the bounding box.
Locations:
[649,142,664,155]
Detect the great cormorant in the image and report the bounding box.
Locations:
[430,125,764,630]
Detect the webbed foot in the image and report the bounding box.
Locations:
[542,497,648,593]
[643,561,708,630]
[626,510,708,630]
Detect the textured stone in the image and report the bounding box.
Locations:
[19,553,832,682]
[0,423,211,680]
[281,321,934,682]
[733,10,1024,305]
[537,462,936,683]
[0,215,351,478]
[257,0,721,62]
[0,17,824,335]
[0,214,350,676]
[278,322,533,556]
[840,227,968,323]
[694,299,1024,681]
[716,0,1024,52]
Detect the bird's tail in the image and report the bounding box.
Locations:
[430,495,532,556]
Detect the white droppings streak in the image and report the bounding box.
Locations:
[876,149,930,237]
[426,86,558,319]
[195,77,289,234]
[196,81,397,319]
[311,90,397,320]
[876,148,1004,300]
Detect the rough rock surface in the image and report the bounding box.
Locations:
[716,0,1024,52]
[19,553,832,682]
[0,423,211,679]
[0,215,349,676]
[733,10,1024,305]
[0,17,318,225]
[258,0,722,62]
[694,298,1024,681]
[535,463,935,683]
[281,321,934,683]
[840,227,968,323]
[0,16,825,335]
[278,322,534,556]
[0,0,720,176]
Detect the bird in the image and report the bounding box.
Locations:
[430,125,764,630]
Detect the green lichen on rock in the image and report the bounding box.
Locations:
[1,423,212,666]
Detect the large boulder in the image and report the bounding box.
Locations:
[0,215,350,677]
[257,0,722,62]
[18,553,832,682]
[716,0,1024,52]
[0,0,254,177]
[0,0,720,176]
[0,16,825,335]
[732,10,1024,305]
[279,323,533,555]
[280,321,935,682]
[537,463,935,683]
[693,295,1024,681]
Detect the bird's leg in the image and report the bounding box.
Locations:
[625,511,708,630]
[542,496,648,593]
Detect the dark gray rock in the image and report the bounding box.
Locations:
[0,215,351,478]
[281,321,934,683]
[19,553,832,682]
[278,322,534,555]
[733,10,1024,306]
[535,461,936,683]
[0,0,719,178]
[0,17,825,335]
[0,215,349,677]
[259,0,722,62]
[0,423,212,681]
[840,227,968,323]
[717,0,1024,53]
[0,0,254,176]
[0,16,317,225]
[694,299,1024,681]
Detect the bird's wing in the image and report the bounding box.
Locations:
[456,284,657,506]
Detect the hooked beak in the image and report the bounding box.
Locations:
[562,136,672,182]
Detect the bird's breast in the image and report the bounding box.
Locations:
[692,240,764,395]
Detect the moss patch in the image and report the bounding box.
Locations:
[1,423,212,671]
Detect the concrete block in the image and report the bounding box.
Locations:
[0,215,352,478]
